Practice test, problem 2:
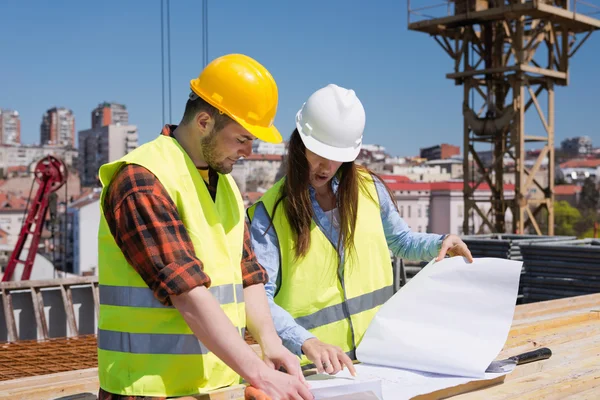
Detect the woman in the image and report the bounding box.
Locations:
[248,84,473,376]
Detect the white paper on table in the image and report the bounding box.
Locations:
[307,373,384,399]
[308,256,522,399]
[309,364,513,400]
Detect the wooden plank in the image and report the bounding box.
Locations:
[35,288,49,340]
[501,319,600,354]
[0,276,97,290]
[508,311,599,337]
[1,287,18,342]
[0,368,98,391]
[60,284,78,337]
[562,386,600,400]
[512,293,600,321]
[30,287,49,340]
[413,375,506,400]
[512,308,600,328]
[91,281,100,323]
[0,376,100,400]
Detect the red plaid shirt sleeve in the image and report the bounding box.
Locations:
[241,219,269,288]
[103,164,212,306]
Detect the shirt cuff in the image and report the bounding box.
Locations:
[156,261,211,306]
[281,326,316,357]
[438,234,448,249]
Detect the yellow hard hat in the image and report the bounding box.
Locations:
[190,54,282,144]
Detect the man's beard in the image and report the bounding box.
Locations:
[201,132,232,174]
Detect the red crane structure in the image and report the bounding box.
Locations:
[1,155,68,281]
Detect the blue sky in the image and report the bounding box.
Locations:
[1,0,599,157]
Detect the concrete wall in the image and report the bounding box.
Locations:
[0,282,97,341]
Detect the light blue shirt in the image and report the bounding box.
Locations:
[249,175,445,356]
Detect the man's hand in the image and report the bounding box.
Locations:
[301,338,356,376]
[251,366,314,400]
[436,234,474,262]
[261,342,308,387]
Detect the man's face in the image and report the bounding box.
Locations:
[202,122,255,174]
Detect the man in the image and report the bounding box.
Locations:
[97,54,313,400]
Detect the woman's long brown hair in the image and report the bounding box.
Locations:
[270,129,397,260]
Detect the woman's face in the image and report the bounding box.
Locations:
[305,148,343,189]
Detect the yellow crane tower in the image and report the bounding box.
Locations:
[408,1,600,235]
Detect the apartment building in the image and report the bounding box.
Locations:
[386,179,515,236]
[91,102,129,129]
[78,125,138,187]
[40,107,76,147]
[0,109,21,145]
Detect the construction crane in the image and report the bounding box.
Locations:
[1,155,68,281]
[407,0,600,235]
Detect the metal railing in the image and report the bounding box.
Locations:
[407,1,600,25]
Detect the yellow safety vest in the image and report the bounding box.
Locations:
[97,134,246,397]
[248,173,393,366]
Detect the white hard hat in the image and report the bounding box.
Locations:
[295,84,365,162]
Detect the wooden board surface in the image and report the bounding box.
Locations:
[449,293,600,400]
[1,293,599,399]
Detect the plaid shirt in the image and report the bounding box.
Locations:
[99,125,267,400]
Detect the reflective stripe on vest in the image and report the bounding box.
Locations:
[98,328,247,355]
[294,285,393,330]
[99,284,244,308]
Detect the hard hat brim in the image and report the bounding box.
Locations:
[296,123,361,163]
[238,119,283,144]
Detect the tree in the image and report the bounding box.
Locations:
[574,178,600,237]
[554,200,582,237]
[578,177,600,212]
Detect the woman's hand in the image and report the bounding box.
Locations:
[301,338,356,376]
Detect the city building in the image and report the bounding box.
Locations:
[558,159,600,185]
[424,158,463,179]
[252,140,286,155]
[0,145,78,175]
[78,125,138,187]
[384,178,515,235]
[391,164,452,182]
[40,107,76,147]
[420,143,460,161]
[561,136,593,157]
[67,189,101,275]
[231,154,283,193]
[91,102,129,129]
[0,109,21,145]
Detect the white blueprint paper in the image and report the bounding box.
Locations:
[309,365,511,400]
[358,257,522,378]
[307,374,383,399]
[308,257,522,399]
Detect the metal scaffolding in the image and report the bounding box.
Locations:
[408,0,600,235]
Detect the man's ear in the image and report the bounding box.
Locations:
[195,111,215,137]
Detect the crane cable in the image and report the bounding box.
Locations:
[160,0,172,125]
[161,0,209,124]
